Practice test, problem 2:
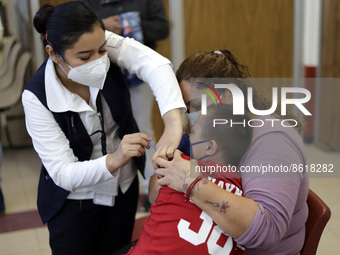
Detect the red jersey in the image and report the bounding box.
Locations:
[127,155,245,255]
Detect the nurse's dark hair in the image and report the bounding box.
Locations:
[33,1,105,56]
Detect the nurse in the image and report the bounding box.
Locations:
[22,1,185,255]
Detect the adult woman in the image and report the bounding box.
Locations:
[153,49,309,254]
[22,2,185,254]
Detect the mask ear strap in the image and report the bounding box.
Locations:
[191,139,210,146]
[58,61,69,76]
[58,54,70,66]
[57,54,73,76]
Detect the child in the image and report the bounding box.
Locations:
[124,104,252,255]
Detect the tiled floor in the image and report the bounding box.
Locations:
[0,144,339,254]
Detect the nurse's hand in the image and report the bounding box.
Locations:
[106,133,152,174]
[152,109,182,169]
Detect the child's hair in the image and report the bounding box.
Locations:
[33,1,105,57]
[177,49,303,132]
[199,104,252,167]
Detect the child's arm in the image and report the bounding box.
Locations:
[148,174,161,205]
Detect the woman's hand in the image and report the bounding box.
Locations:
[106,133,152,174]
[155,150,198,193]
[152,109,183,169]
[156,150,258,239]
[102,15,123,35]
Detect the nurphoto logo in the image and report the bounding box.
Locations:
[196,80,312,128]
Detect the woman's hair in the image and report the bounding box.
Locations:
[176,49,303,131]
[33,1,105,56]
[176,49,250,81]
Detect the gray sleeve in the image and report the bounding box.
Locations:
[140,0,169,43]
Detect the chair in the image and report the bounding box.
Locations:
[132,190,331,253]
[0,42,22,90]
[300,189,331,255]
[0,36,16,77]
[0,51,31,147]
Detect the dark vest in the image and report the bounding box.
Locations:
[24,59,145,223]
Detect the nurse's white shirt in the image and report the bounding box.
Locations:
[22,31,186,205]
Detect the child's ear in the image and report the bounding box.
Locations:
[206,140,218,156]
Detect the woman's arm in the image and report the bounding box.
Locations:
[105,31,186,160]
[22,90,113,191]
[234,130,308,249]
[151,108,183,166]
[105,31,185,117]
[22,90,150,191]
[155,129,307,248]
[155,150,258,239]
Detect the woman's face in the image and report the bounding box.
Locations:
[179,80,202,113]
[59,24,107,69]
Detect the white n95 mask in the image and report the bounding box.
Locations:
[59,53,110,89]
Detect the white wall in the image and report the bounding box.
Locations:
[294,0,321,80]
[303,0,321,67]
[169,0,185,71]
